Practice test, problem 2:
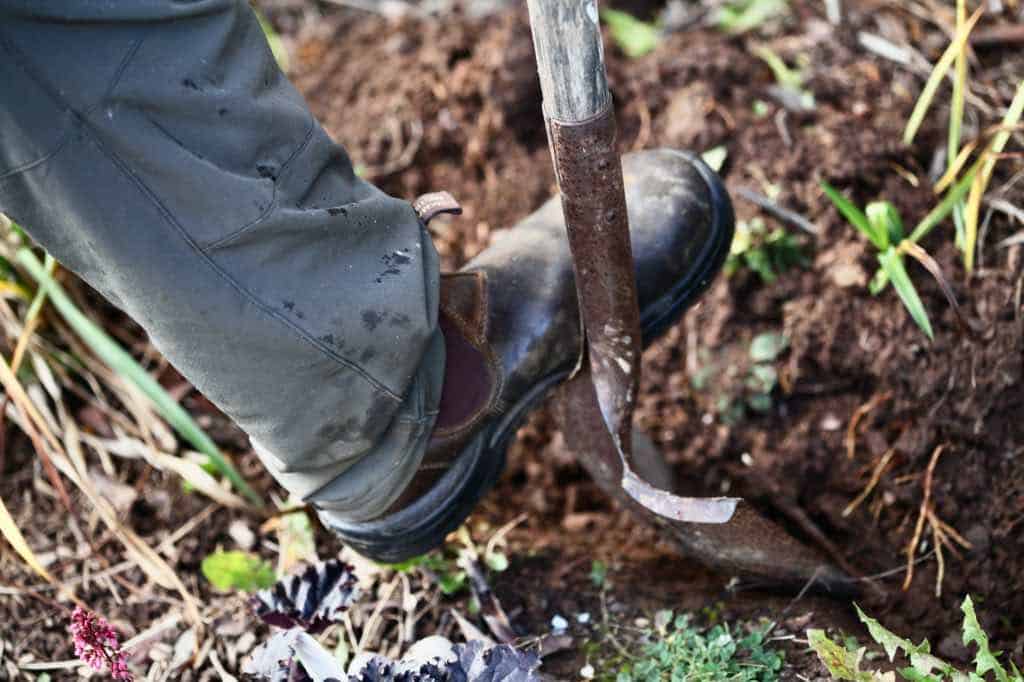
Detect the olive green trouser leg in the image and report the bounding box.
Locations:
[0,0,444,523]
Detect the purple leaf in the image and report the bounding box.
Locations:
[252,559,360,634]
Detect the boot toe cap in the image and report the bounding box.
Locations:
[623,149,735,341]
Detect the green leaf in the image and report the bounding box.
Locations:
[855,604,923,661]
[962,596,1009,682]
[16,249,262,506]
[485,551,509,572]
[601,9,660,58]
[822,182,886,250]
[590,559,608,587]
[898,668,942,682]
[869,267,889,295]
[751,45,803,90]
[807,629,882,682]
[438,570,467,595]
[744,248,777,283]
[746,364,778,394]
[749,332,788,362]
[855,603,960,682]
[201,550,276,592]
[867,201,904,245]
[909,169,976,243]
[878,248,933,340]
[716,0,789,35]
[701,146,729,173]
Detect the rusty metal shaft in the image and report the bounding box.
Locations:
[526,0,854,591]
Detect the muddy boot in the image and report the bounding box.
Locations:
[327,149,734,562]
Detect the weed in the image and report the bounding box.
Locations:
[744,332,787,414]
[809,596,1022,682]
[715,0,789,35]
[616,613,784,682]
[388,524,510,596]
[821,183,972,340]
[590,559,609,588]
[692,331,788,423]
[751,45,815,111]
[601,8,660,59]
[726,217,809,284]
[392,552,469,595]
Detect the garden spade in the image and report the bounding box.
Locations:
[525,0,854,592]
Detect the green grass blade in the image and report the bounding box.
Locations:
[878,248,933,340]
[869,266,889,295]
[903,6,983,146]
[11,252,56,372]
[948,0,967,169]
[909,168,977,243]
[821,182,886,249]
[16,249,262,507]
[867,201,904,245]
[24,253,55,324]
[948,0,968,256]
[255,8,289,72]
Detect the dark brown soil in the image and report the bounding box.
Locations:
[3,0,1024,679]
[294,0,1024,667]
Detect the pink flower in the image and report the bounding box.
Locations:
[69,606,134,681]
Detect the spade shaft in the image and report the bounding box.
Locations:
[526,0,734,525]
[526,0,854,591]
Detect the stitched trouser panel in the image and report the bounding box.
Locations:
[0,0,444,522]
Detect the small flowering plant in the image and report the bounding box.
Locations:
[69,606,134,681]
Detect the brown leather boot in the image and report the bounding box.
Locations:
[330,149,733,562]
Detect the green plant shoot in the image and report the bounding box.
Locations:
[822,183,944,340]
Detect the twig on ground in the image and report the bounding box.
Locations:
[358,576,400,653]
[736,187,819,234]
[459,553,516,644]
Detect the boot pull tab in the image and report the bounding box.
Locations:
[413,191,462,225]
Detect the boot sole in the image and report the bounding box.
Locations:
[332,152,734,563]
